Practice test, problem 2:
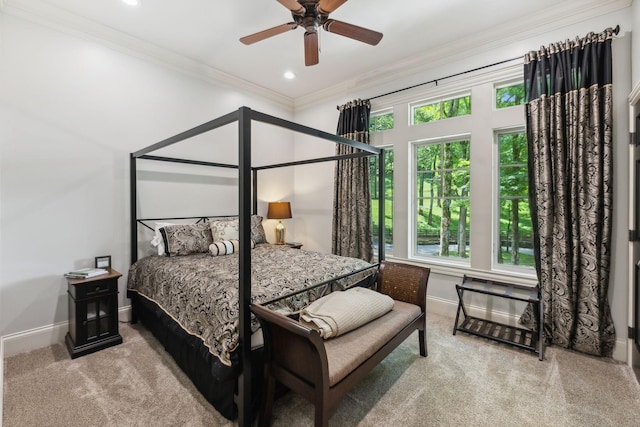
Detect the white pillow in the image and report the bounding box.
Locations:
[151,222,175,256]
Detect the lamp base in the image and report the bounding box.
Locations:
[275,221,286,245]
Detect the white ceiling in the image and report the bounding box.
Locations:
[1,0,629,102]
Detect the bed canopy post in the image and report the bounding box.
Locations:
[237,106,253,427]
[378,148,385,261]
[130,154,138,265]
[252,169,258,215]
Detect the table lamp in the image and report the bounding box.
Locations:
[267,201,292,245]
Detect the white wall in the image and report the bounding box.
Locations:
[293,8,634,360]
[0,12,295,341]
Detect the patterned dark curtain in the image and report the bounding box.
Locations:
[521,28,616,357]
[332,99,373,261]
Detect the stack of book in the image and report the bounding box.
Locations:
[64,267,109,279]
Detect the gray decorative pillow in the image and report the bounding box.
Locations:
[250,215,267,244]
[160,223,213,256]
[209,215,267,244]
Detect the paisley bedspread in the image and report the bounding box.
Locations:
[127,244,375,366]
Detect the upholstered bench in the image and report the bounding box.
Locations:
[251,261,430,427]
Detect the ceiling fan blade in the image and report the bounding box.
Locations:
[318,0,349,14]
[304,31,319,66]
[277,0,305,15]
[323,19,383,45]
[240,22,298,45]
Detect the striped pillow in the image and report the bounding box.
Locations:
[209,239,255,256]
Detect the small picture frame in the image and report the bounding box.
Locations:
[95,255,111,269]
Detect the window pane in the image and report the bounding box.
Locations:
[370,150,394,255]
[415,140,470,260]
[496,83,525,108]
[370,111,394,132]
[497,132,534,268]
[443,96,471,118]
[414,103,441,124]
[413,95,471,124]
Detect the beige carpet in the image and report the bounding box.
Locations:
[4,312,640,426]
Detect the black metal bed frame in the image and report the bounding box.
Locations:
[129,106,384,426]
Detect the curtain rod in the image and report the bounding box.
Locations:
[369,56,520,101]
[367,24,620,102]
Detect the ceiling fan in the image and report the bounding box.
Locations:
[239,0,383,66]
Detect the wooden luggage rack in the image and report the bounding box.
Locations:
[453,275,544,360]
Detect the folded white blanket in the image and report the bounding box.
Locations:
[300,287,394,339]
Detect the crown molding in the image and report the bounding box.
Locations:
[1,0,294,110]
[295,0,632,110]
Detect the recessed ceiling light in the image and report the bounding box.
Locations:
[122,0,140,6]
[283,71,296,80]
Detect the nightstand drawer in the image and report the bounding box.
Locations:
[68,278,117,300]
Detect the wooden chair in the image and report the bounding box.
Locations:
[251,260,430,427]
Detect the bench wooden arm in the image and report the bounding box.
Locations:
[250,304,330,394]
[377,261,429,312]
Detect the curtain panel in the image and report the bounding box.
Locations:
[522,28,616,357]
[332,99,373,261]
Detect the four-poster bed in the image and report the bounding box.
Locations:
[128,107,385,426]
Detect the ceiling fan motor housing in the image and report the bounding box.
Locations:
[293,0,324,33]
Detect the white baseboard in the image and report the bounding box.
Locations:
[427,295,627,362]
[1,306,132,358]
[427,294,521,326]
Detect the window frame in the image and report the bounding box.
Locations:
[492,126,536,275]
[370,145,395,257]
[409,91,472,126]
[494,79,525,110]
[369,64,536,282]
[370,108,395,133]
[411,133,471,266]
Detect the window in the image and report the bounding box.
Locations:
[370,70,531,277]
[370,109,394,132]
[412,94,471,124]
[415,139,470,260]
[497,130,534,269]
[496,83,525,108]
[370,149,394,255]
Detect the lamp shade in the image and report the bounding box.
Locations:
[267,201,292,219]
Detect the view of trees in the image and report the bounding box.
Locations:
[414,95,471,124]
[496,83,525,108]
[369,111,394,132]
[416,140,470,258]
[498,131,533,267]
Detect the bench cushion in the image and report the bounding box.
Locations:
[324,301,422,386]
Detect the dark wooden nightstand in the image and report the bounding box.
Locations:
[65,268,123,358]
[286,242,303,249]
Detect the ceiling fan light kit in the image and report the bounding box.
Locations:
[239,0,383,66]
